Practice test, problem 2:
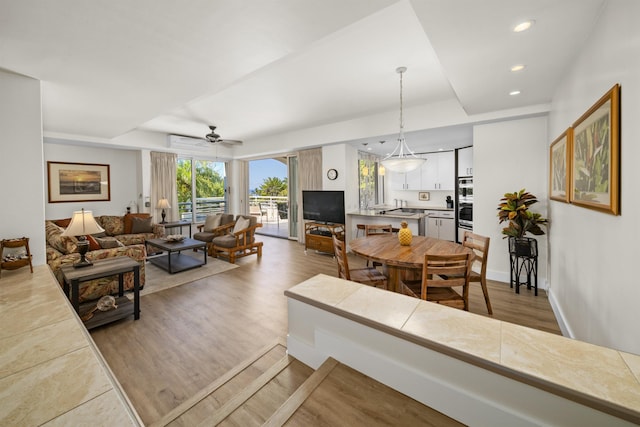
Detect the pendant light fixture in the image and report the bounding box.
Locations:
[381,66,425,173]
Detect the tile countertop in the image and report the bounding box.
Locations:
[0,266,142,426]
[285,274,640,424]
[348,206,453,220]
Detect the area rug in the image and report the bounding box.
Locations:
[130,254,238,298]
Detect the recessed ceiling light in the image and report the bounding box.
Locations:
[510,90,521,96]
[438,148,444,151]
[511,64,526,72]
[513,20,534,32]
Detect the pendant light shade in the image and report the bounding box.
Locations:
[381,67,425,173]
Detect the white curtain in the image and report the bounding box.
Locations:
[227,160,249,215]
[150,151,178,223]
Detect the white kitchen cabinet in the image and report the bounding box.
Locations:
[426,210,455,241]
[427,217,455,241]
[458,146,473,177]
[421,151,454,191]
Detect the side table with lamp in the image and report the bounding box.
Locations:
[61,208,105,268]
[59,209,141,328]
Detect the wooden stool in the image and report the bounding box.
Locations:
[0,237,33,277]
[356,224,365,237]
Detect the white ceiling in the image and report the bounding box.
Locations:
[0,0,605,153]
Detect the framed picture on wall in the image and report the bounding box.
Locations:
[569,84,620,215]
[47,161,111,203]
[549,128,572,203]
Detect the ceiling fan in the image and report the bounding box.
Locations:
[205,125,242,145]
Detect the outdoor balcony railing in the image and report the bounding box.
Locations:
[176,195,289,223]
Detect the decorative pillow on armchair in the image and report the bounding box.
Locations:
[232,217,251,241]
[203,214,222,232]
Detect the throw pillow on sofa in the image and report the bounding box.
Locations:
[45,221,78,254]
[86,235,101,251]
[124,213,151,234]
[95,236,125,249]
[99,215,125,236]
[131,216,153,233]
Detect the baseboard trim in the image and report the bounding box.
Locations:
[547,287,573,338]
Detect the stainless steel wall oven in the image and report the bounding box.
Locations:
[457,177,473,241]
[458,202,473,229]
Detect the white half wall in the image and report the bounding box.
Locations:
[0,70,46,266]
[547,0,640,355]
[473,116,549,286]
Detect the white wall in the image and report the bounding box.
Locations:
[322,144,359,241]
[473,116,549,285]
[43,143,142,220]
[547,0,640,354]
[0,70,47,265]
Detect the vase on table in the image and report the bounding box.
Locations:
[398,221,412,246]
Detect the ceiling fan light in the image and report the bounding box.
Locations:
[513,20,534,32]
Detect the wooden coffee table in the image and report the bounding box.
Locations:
[145,237,207,274]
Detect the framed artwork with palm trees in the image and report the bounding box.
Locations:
[549,128,572,203]
[570,84,620,215]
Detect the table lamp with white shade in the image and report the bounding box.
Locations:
[61,209,105,268]
[157,198,171,224]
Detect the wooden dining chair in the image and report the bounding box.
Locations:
[462,231,492,314]
[364,224,393,236]
[400,253,472,311]
[364,224,393,267]
[332,236,388,290]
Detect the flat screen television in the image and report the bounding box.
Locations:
[302,190,345,225]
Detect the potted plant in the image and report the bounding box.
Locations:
[497,189,547,257]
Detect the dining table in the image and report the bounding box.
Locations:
[349,235,473,293]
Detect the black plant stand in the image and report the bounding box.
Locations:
[509,237,538,296]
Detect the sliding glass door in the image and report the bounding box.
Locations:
[177,157,226,222]
[248,155,298,240]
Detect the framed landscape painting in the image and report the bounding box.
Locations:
[47,161,111,203]
[549,128,572,203]
[570,84,620,215]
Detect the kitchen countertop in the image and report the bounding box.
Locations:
[348,206,453,220]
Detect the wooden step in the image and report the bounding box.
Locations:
[263,357,339,427]
[150,341,461,426]
[283,361,463,426]
[148,338,293,427]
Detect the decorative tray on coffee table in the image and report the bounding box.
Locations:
[164,235,185,242]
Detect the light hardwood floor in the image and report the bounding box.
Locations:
[90,235,560,425]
